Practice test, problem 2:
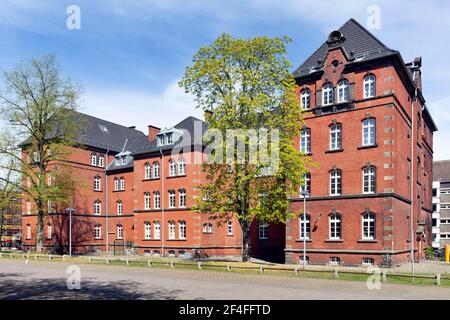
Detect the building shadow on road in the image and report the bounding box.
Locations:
[0,273,183,300]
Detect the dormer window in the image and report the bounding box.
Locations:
[121,156,126,165]
[158,135,164,146]
[166,133,173,144]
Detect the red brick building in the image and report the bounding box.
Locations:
[285,19,436,267]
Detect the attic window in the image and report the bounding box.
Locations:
[98,124,109,133]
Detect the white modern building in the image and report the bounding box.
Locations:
[432,160,450,248]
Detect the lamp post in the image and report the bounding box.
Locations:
[66,208,75,256]
[300,190,309,269]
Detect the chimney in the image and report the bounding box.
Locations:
[128,126,136,130]
[409,56,422,91]
[148,125,161,142]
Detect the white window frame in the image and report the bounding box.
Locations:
[144,222,151,240]
[98,156,104,167]
[329,213,341,240]
[47,224,52,239]
[300,172,311,197]
[94,224,101,239]
[154,221,161,239]
[26,200,31,215]
[179,220,186,239]
[329,124,342,150]
[364,75,376,98]
[26,224,31,239]
[94,176,101,191]
[117,200,123,215]
[120,177,125,191]
[362,212,375,240]
[117,224,123,240]
[168,220,176,239]
[179,189,186,208]
[166,133,173,144]
[362,258,374,267]
[144,192,151,210]
[301,89,311,110]
[94,200,101,215]
[337,80,349,103]
[169,160,177,177]
[363,166,376,194]
[299,214,311,240]
[169,190,176,208]
[91,153,97,166]
[300,128,311,154]
[154,191,161,209]
[114,178,119,191]
[323,83,334,106]
[258,221,268,240]
[362,118,376,146]
[153,162,160,178]
[330,169,342,196]
[145,163,151,179]
[178,159,186,176]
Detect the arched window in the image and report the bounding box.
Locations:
[301,89,311,110]
[144,221,151,240]
[168,190,176,208]
[153,162,160,178]
[168,220,176,239]
[362,118,376,146]
[329,123,342,150]
[329,213,341,240]
[362,212,375,240]
[179,189,186,208]
[153,221,161,239]
[94,176,101,191]
[330,169,342,196]
[117,224,123,239]
[94,224,102,239]
[330,257,341,266]
[300,128,311,154]
[364,75,376,98]
[98,155,104,167]
[337,80,349,103]
[202,223,213,233]
[144,192,151,210]
[178,158,186,176]
[179,220,186,239]
[299,214,311,240]
[258,221,269,240]
[145,163,151,179]
[117,200,123,215]
[114,177,119,191]
[119,177,125,191]
[363,166,376,194]
[362,258,374,266]
[153,191,161,209]
[47,223,52,240]
[323,83,334,106]
[169,160,177,177]
[91,153,97,166]
[94,200,101,215]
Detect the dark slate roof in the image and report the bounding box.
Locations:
[433,160,450,182]
[75,112,146,153]
[293,18,398,79]
[132,116,207,156]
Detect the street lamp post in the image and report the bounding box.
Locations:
[66,208,75,256]
[300,190,309,269]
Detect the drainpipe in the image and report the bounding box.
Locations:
[410,88,417,277]
[105,148,110,255]
[160,148,165,257]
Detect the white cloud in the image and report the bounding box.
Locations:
[81,79,203,133]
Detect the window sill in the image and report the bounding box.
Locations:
[167,174,187,179]
[93,190,103,193]
[113,190,125,193]
[325,239,343,243]
[357,144,378,150]
[295,239,312,242]
[142,239,160,241]
[167,239,187,241]
[143,178,160,181]
[357,239,377,243]
[325,148,344,154]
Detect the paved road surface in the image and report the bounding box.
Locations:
[0,259,449,300]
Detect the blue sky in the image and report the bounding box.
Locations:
[1,0,449,159]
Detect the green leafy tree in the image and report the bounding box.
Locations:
[180,34,314,261]
[0,54,83,253]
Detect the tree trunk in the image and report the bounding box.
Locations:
[241,221,251,262]
[36,201,44,253]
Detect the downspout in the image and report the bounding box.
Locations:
[410,85,417,277]
[105,148,110,255]
[160,148,165,257]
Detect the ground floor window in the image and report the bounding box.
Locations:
[300,255,309,265]
[329,256,340,266]
[258,222,268,240]
[362,258,374,266]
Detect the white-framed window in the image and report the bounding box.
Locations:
[117,224,123,239]
[168,220,176,239]
[179,189,186,208]
[299,214,311,240]
[363,166,376,194]
[145,163,151,179]
[362,258,374,266]
[300,128,311,154]
[94,176,101,191]
[337,80,349,103]
[98,155,104,167]
[91,153,97,166]
[362,118,376,146]
[364,75,376,98]
[154,221,161,239]
[47,224,52,239]
[117,200,123,215]
[362,212,375,240]
[121,156,126,165]
[300,255,309,265]
[169,160,177,177]
[329,257,340,266]
[144,221,151,240]
[330,169,342,196]
[329,124,342,150]
[300,172,311,197]
[323,83,334,106]
[166,133,173,144]
[329,213,342,240]
[178,158,186,175]
[144,192,151,210]
[94,200,101,215]
[120,177,125,191]
[179,220,186,239]
[114,178,119,191]
[227,221,233,235]
[26,224,31,239]
[154,191,161,209]
[26,199,31,215]
[94,224,101,239]
[169,190,176,208]
[301,89,311,110]
[202,223,213,233]
[153,162,160,178]
[258,221,268,240]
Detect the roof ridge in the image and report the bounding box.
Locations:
[342,18,390,50]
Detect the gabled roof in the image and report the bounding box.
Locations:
[132,116,207,156]
[293,18,398,79]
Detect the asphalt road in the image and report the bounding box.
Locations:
[0,259,449,300]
